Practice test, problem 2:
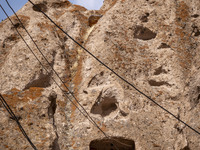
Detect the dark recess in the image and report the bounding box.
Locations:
[140,13,149,22]
[88,15,102,27]
[90,96,118,117]
[134,26,157,40]
[154,66,167,75]
[191,14,199,18]
[23,71,52,90]
[181,146,191,150]
[191,25,200,36]
[48,92,60,150]
[90,137,135,150]
[158,43,171,49]
[50,138,60,150]
[32,3,48,12]
[11,23,21,29]
[23,51,56,90]
[148,80,170,86]
[48,92,57,120]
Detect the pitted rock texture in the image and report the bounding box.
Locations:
[0,0,200,150]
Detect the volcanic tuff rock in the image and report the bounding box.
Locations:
[0,0,200,149]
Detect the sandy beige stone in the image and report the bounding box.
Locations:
[0,0,200,149]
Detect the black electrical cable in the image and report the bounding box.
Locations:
[4,0,110,139]
[27,0,200,135]
[0,94,38,150]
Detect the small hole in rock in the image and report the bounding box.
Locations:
[12,23,21,29]
[83,90,88,94]
[140,13,149,22]
[154,66,167,75]
[100,71,104,76]
[28,123,33,126]
[91,96,118,117]
[134,26,157,40]
[191,14,199,18]
[120,110,128,116]
[158,43,170,49]
[41,114,46,117]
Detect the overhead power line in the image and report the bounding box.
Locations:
[27,0,200,136]
[0,94,38,150]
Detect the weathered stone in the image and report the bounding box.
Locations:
[0,0,200,149]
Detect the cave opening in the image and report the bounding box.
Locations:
[89,137,135,150]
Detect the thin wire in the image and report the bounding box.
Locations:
[27,0,200,135]
[5,0,109,139]
[0,94,38,150]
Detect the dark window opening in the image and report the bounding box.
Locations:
[90,137,135,150]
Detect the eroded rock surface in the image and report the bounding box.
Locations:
[0,0,200,149]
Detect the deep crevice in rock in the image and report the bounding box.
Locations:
[48,92,61,150]
[48,92,57,121]
[90,137,135,150]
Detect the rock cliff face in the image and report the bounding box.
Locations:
[0,0,200,149]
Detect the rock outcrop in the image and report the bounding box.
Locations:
[0,0,200,149]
